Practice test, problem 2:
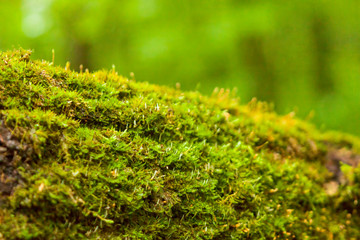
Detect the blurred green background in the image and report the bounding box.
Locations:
[1,0,360,135]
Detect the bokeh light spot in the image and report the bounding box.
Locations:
[22,13,46,38]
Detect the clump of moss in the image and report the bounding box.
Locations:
[0,49,360,239]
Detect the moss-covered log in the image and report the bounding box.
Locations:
[0,49,360,239]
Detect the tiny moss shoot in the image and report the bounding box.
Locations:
[0,49,360,239]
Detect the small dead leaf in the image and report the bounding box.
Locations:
[324,181,338,196]
[38,183,45,192]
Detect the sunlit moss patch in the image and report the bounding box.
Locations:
[1,49,360,239]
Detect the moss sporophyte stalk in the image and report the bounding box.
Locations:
[1,49,360,239]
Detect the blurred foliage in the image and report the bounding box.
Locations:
[1,0,360,135]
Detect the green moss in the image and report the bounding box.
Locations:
[1,49,360,239]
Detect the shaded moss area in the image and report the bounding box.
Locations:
[0,49,360,239]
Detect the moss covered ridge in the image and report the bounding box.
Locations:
[0,49,360,239]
